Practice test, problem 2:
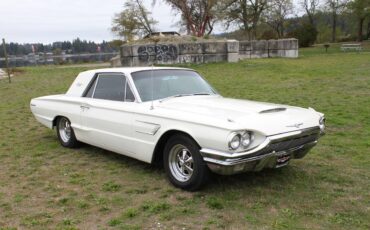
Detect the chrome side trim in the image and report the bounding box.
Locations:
[135,120,160,125]
[136,129,160,135]
[135,120,161,135]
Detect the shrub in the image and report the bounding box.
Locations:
[288,23,318,47]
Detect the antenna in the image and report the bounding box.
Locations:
[150,64,154,110]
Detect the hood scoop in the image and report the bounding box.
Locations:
[259,107,287,114]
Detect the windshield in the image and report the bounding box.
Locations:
[131,70,216,102]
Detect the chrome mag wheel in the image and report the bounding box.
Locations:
[168,144,194,182]
[58,117,72,143]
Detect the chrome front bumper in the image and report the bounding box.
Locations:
[200,127,323,175]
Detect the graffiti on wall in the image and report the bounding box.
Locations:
[137,45,178,62]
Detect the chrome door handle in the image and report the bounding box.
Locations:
[80,105,90,110]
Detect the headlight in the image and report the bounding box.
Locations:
[229,134,241,150]
[228,131,254,151]
[241,131,253,147]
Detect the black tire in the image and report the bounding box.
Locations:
[163,134,209,191]
[56,117,79,148]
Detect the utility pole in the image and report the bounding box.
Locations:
[2,38,11,83]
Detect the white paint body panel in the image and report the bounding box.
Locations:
[30,67,324,164]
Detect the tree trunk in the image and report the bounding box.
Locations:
[242,19,250,40]
[331,11,337,42]
[308,13,314,26]
[367,22,370,40]
[357,18,364,42]
[252,18,258,40]
[206,20,214,35]
[280,21,284,38]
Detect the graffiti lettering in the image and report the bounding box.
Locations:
[137,45,178,62]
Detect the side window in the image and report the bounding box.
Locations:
[93,74,126,101]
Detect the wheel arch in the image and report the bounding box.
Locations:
[151,129,201,165]
[52,115,65,129]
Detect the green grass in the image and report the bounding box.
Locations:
[0,48,369,229]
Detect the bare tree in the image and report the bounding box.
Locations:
[301,0,320,26]
[135,0,157,34]
[249,0,269,38]
[160,0,220,37]
[222,0,253,38]
[325,0,348,42]
[112,0,157,41]
[265,0,293,38]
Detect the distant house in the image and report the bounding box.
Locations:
[144,31,181,39]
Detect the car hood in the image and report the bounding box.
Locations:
[156,95,321,135]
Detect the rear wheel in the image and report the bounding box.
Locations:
[164,134,209,191]
[56,117,79,148]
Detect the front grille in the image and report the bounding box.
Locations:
[268,134,318,152]
[251,130,320,158]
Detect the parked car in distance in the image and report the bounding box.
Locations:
[30,67,325,190]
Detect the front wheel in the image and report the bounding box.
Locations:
[56,117,79,148]
[163,134,209,191]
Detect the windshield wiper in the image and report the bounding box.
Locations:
[192,93,212,96]
[159,94,192,102]
[159,93,213,102]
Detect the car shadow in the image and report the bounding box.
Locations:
[205,166,307,191]
[65,141,311,192]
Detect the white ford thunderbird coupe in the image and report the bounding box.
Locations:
[30,67,325,190]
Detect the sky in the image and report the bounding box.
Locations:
[0,0,181,44]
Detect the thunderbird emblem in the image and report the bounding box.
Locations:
[286,123,303,128]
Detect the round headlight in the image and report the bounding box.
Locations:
[241,132,252,147]
[229,134,241,150]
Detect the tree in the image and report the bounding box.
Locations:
[265,0,293,38]
[325,0,348,42]
[223,0,268,40]
[112,0,157,41]
[348,0,370,41]
[161,0,220,37]
[249,0,269,38]
[288,23,318,47]
[223,0,253,39]
[301,0,320,26]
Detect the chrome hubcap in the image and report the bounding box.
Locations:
[169,144,194,182]
[58,118,71,143]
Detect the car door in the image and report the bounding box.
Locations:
[79,73,137,157]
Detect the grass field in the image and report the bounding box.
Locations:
[0,48,369,229]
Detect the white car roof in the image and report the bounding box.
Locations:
[81,66,193,76]
[66,67,194,97]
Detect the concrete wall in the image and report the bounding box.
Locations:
[239,39,298,59]
[118,38,298,67]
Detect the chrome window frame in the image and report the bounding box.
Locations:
[85,72,138,103]
[129,69,218,103]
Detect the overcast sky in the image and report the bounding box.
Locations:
[0,0,181,44]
